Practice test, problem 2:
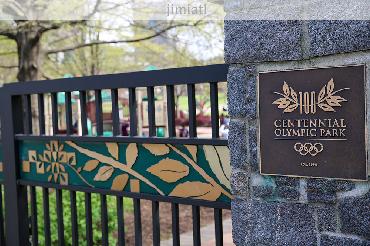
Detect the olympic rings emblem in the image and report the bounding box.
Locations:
[294,142,323,156]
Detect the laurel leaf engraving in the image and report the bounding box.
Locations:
[204,146,230,189]
[318,103,335,112]
[83,160,100,172]
[326,96,346,107]
[290,87,298,102]
[284,103,298,113]
[111,174,129,191]
[147,158,189,183]
[169,181,221,201]
[106,143,119,160]
[185,145,197,161]
[283,81,290,96]
[272,98,290,108]
[143,144,170,156]
[318,85,326,102]
[126,143,138,167]
[94,166,114,181]
[327,78,334,95]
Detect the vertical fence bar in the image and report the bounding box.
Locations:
[42,187,51,246]
[85,193,93,245]
[38,94,45,135]
[133,198,142,246]
[210,82,219,138]
[129,88,137,136]
[152,201,160,246]
[116,196,125,246]
[51,92,59,135]
[65,92,73,135]
[214,208,223,246]
[192,205,201,246]
[23,95,32,134]
[79,91,88,135]
[70,191,78,246]
[111,89,120,136]
[147,86,156,137]
[56,189,65,246]
[171,203,180,246]
[0,185,5,245]
[166,85,176,137]
[30,186,38,246]
[101,194,109,246]
[187,84,197,137]
[95,89,103,136]
[1,94,30,246]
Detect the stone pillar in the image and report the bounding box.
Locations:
[225,19,370,245]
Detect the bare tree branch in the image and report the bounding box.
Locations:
[46,21,201,55]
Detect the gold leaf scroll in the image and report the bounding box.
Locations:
[94,166,114,181]
[143,144,170,156]
[111,174,129,191]
[204,145,231,190]
[147,158,189,183]
[126,143,138,167]
[283,81,290,96]
[169,181,221,201]
[327,78,334,94]
[83,160,100,172]
[185,145,197,161]
[106,143,119,160]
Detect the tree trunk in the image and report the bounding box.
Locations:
[16,28,41,82]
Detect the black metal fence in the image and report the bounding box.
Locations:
[0,64,230,246]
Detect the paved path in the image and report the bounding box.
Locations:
[161,219,234,246]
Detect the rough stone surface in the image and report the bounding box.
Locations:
[243,201,317,246]
[339,192,370,238]
[225,20,303,63]
[248,125,258,171]
[307,179,337,203]
[317,205,337,232]
[308,21,370,57]
[320,234,369,246]
[231,198,249,245]
[227,65,257,119]
[252,185,274,199]
[276,186,300,201]
[231,169,250,198]
[228,119,248,170]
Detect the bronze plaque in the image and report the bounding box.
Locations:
[258,65,367,181]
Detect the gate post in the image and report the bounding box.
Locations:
[0,91,30,245]
[225,17,370,245]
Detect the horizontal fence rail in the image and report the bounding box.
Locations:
[0,64,231,246]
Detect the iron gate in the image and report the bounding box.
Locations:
[0,64,231,245]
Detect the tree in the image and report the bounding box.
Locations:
[0,0,206,82]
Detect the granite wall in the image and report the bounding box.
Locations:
[226,20,370,245]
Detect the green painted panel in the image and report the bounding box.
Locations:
[19,140,231,203]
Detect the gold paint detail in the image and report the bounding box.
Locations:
[22,161,30,172]
[184,145,197,162]
[130,179,140,192]
[83,160,100,172]
[94,166,114,181]
[169,181,221,201]
[0,162,3,172]
[126,143,138,168]
[168,144,232,199]
[111,174,129,191]
[273,79,349,114]
[204,145,231,190]
[106,143,119,160]
[147,158,189,183]
[294,142,324,156]
[142,144,170,156]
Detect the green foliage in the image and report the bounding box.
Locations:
[34,188,133,245]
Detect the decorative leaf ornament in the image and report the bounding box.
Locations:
[169,181,221,201]
[126,143,138,167]
[106,143,119,160]
[203,145,231,190]
[142,144,170,156]
[147,158,189,183]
